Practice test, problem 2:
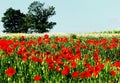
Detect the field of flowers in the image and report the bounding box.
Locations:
[1,34,120,83]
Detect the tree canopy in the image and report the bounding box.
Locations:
[1,8,27,33]
[1,1,56,33]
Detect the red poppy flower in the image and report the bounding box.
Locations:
[100,38,107,45]
[6,67,16,77]
[71,62,76,69]
[6,47,13,55]
[34,75,41,81]
[22,55,28,61]
[70,40,74,43]
[64,65,70,72]
[45,58,53,64]
[80,71,92,78]
[110,70,116,77]
[84,63,91,69]
[31,56,42,63]
[51,44,57,49]
[75,53,81,59]
[105,58,111,63]
[115,61,120,67]
[92,63,104,77]
[72,71,79,78]
[108,43,118,50]
[56,66,61,72]
[84,54,90,59]
[103,45,108,50]
[48,63,54,70]
[20,36,25,40]
[81,45,86,49]
[111,38,119,43]
[61,69,69,76]
[86,39,94,45]
[37,37,42,45]
[44,34,49,39]
[93,53,101,63]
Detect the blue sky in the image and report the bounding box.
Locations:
[0,0,120,33]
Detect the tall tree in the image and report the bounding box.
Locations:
[27,1,56,33]
[1,8,28,33]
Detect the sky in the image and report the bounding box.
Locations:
[0,0,120,33]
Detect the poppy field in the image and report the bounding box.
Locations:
[1,34,120,83]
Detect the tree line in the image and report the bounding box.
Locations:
[1,1,56,33]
